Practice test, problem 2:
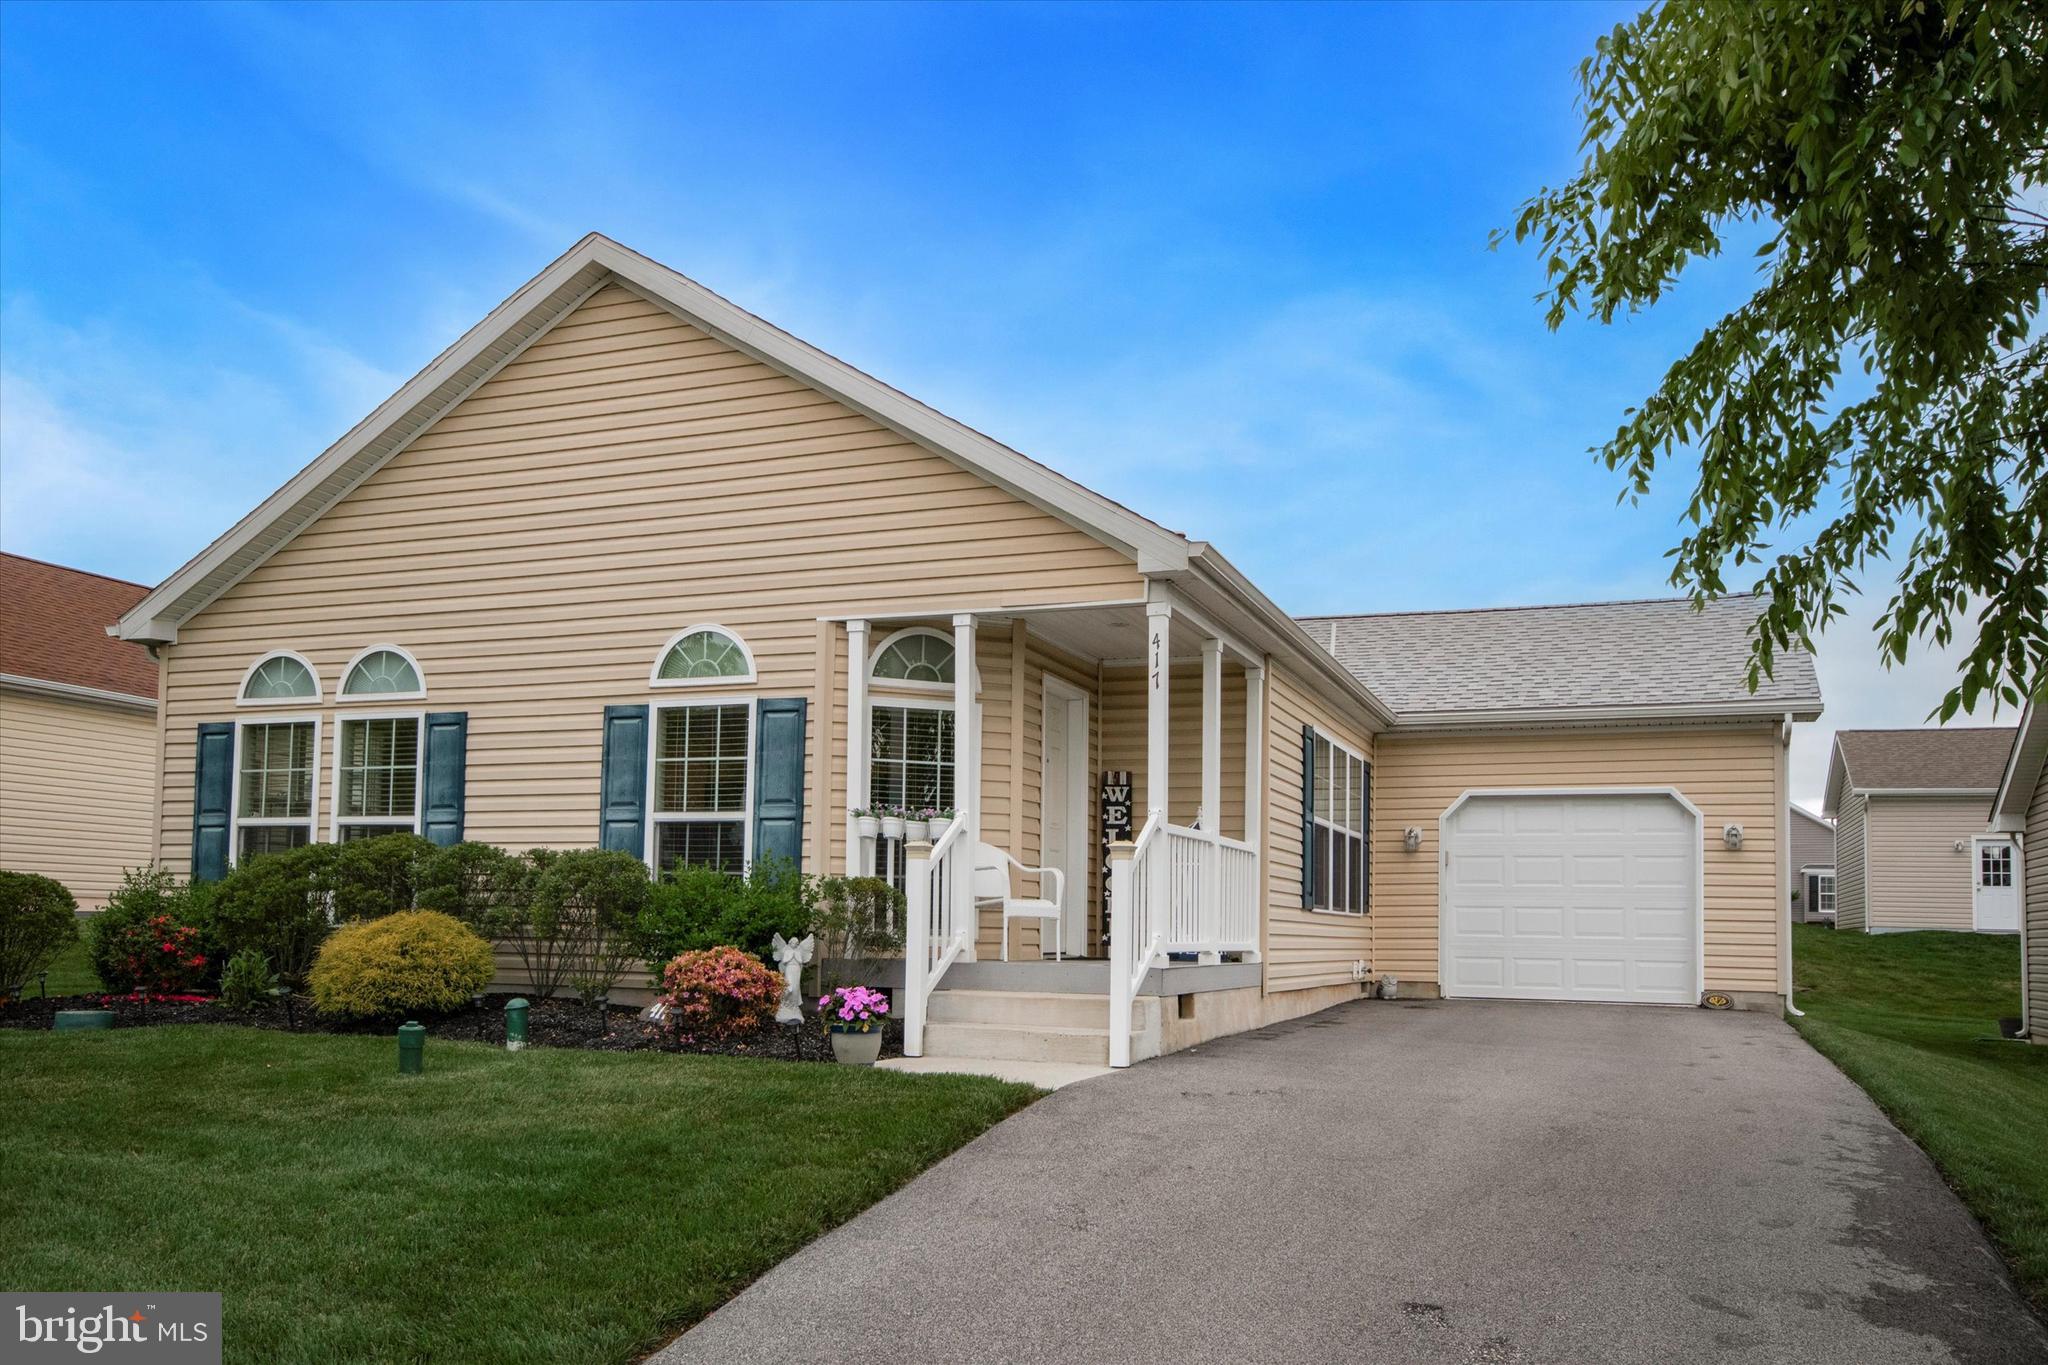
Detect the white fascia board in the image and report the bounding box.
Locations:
[1386,695,1823,735]
[0,673,157,713]
[1989,698,2046,827]
[117,233,1191,645]
[1860,787,1999,797]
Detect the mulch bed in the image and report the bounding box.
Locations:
[0,991,901,1064]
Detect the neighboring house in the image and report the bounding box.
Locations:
[1790,805,1836,922]
[1824,727,2020,934]
[1987,702,2046,1044]
[0,554,159,909]
[110,234,1821,1068]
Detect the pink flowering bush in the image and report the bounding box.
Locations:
[655,946,782,1041]
[820,985,890,1034]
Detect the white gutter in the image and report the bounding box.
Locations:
[1781,711,1802,1018]
[0,673,157,713]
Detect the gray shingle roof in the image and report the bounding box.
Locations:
[1833,727,2017,792]
[1295,595,1821,724]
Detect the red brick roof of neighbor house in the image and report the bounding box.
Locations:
[1833,726,2018,792]
[0,553,157,699]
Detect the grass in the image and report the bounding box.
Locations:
[40,933,102,995]
[0,1026,1037,1363]
[1791,923,2048,1311]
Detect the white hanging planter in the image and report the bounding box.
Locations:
[927,814,953,840]
[903,818,930,842]
[855,814,880,840]
[880,813,905,841]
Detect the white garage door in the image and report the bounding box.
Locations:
[1442,793,1698,1005]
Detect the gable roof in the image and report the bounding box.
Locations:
[115,233,1194,646]
[1,553,157,704]
[1827,727,2018,808]
[1990,697,2047,831]
[1792,804,1833,833]
[1297,595,1822,729]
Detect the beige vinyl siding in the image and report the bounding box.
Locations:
[1375,724,1783,995]
[156,283,1142,869]
[1863,794,1984,930]
[1262,664,1374,993]
[1,687,158,910]
[1834,792,1868,931]
[2025,766,2048,1037]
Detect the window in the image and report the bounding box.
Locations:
[234,720,317,860]
[652,625,754,686]
[239,651,320,705]
[335,715,421,841]
[869,702,955,888]
[1816,874,1836,915]
[1980,843,2014,888]
[870,629,955,688]
[650,702,751,875]
[1308,732,1367,914]
[340,645,425,699]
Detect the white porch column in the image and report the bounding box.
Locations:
[1145,601,1172,824]
[953,613,979,963]
[1244,664,1265,850]
[1199,636,1223,963]
[903,838,931,1057]
[846,619,870,877]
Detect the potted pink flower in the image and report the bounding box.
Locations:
[821,984,890,1065]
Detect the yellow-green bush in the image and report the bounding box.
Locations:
[308,910,495,1019]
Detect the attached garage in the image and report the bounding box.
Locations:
[1440,791,1699,1004]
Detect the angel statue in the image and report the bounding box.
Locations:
[770,933,815,1025]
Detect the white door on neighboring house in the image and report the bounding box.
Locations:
[1973,837,2021,932]
[1041,677,1091,958]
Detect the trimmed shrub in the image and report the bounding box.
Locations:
[474,848,647,1001]
[216,948,278,1011]
[330,833,440,922]
[100,912,209,998]
[813,876,904,992]
[206,842,342,988]
[0,870,78,997]
[416,841,530,927]
[94,866,216,994]
[308,910,495,1019]
[654,946,782,1041]
[632,855,819,969]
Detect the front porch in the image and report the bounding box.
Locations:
[830,588,1270,1068]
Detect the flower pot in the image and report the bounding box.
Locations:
[880,816,905,841]
[855,815,880,840]
[831,1028,884,1065]
[903,818,929,842]
[928,816,952,839]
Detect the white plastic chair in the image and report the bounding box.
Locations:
[972,841,1065,962]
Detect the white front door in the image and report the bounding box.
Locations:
[1973,837,2021,932]
[1042,678,1090,958]
[1441,792,1699,1005]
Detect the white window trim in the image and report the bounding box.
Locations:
[236,649,323,708]
[867,626,957,694]
[649,623,758,689]
[338,643,428,702]
[328,710,427,842]
[1306,726,1369,917]
[867,694,959,805]
[645,697,758,874]
[229,714,322,866]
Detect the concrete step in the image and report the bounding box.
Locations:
[922,1021,1126,1066]
[927,989,1160,1032]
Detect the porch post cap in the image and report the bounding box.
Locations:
[904,838,933,857]
[1107,840,1137,860]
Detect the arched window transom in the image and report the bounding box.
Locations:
[870,630,954,687]
[239,652,320,705]
[341,646,425,699]
[651,626,755,687]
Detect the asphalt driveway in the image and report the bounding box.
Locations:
[658,999,2047,1365]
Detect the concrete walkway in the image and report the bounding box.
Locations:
[658,1000,2047,1365]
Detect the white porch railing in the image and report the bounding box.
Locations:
[1107,809,1260,1068]
[901,821,973,1058]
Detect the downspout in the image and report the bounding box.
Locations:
[1781,712,1803,1018]
[2016,830,2031,1039]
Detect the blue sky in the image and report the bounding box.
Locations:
[0,1,1985,805]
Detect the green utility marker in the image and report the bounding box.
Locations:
[398,1020,426,1074]
[505,998,529,1051]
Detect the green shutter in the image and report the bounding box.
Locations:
[192,722,234,882]
[1300,725,1317,908]
[752,697,807,871]
[421,712,468,847]
[599,705,649,858]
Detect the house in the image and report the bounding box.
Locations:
[0,554,160,909]
[1824,727,2021,934]
[1986,702,2047,1043]
[1790,805,1835,922]
[109,234,1821,1067]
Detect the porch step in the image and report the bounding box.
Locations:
[921,1021,1119,1066]
[927,989,1160,1033]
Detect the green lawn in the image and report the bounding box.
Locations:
[1791,923,2048,1310]
[0,1026,1037,1363]
[40,932,102,995]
